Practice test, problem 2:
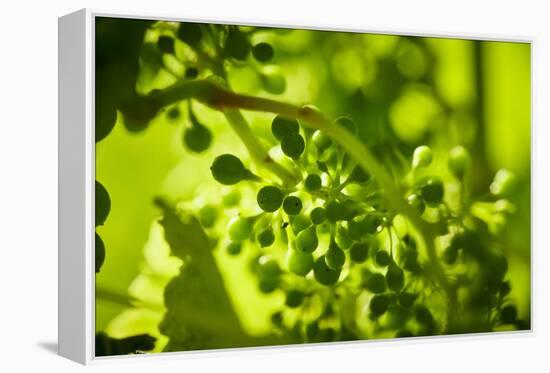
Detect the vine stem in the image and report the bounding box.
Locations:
[152,79,457,323]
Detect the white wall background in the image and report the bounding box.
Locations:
[0,0,548,371]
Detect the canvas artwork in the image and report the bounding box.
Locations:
[94,16,531,356]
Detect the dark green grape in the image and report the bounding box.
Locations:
[225,29,250,60]
[420,177,444,207]
[407,194,426,215]
[198,204,217,228]
[448,145,470,177]
[257,185,284,212]
[290,214,310,234]
[283,196,302,215]
[363,214,382,234]
[414,305,434,326]
[271,115,299,141]
[350,242,369,263]
[258,257,281,281]
[260,66,286,94]
[167,107,180,120]
[259,279,279,293]
[157,36,175,54]
[364,272,386,294]
[95,99,117,143]
[313,255,341,286]
[335,225,352,250]
[386,263,405,292]
[336,116,357,134]
[222,189,241,207]
[500,281,511,296]
[226,241,242,256]
[95,180,111,226]
[312,130,332,153]
[120,95,162,132]
[500,305,517,324]
[271,311,283,327]
[370,295,390,317]
[375,250,391,267]
[177,22,202,45]
[325,243,346,270]
[183,122,212,153]
[348,165,370,183]
[257,228,275,247]
[398,292,417,308]
[305,174,322,191]
[325,201,345,222]
[295,227,318,253]
[443,245,458,264]
[252,42,274,62]
[287,249,314,276]
[310,207,327,225]
[347,220,364,241]
[285,289,305,308]
[281,133,305,159]
[185,67,199,79]
[95,233,105,273]
[228,216,253,241]
[210,154,247,185]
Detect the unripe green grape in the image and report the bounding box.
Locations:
[95,233,105,273]
[325,243,346,270]
[336,225,353,250]
[363,214,382,234]
[184,122,212,153]
[375,250,391,267]
[198,204,217,228]
[442,245,458,265]
[310,207,327,225]
[271,115,299,141]
[295,227,318,253]
[364,272,387,294]
[287,249,314,276]
[398,292,417,308]
[281,133,305,160]
[448,145,470,177]
[257,185,284,212]
[420,177,444,207]
[407,193,426,215]
[414,305,434,325]
[285,289,304,308]
[304,174,322,191]
[260,65,286,94]
[283,196,302,215]
[271,311,283,327]
[350,242,369,263]
[500,281,511,296]
[95,180,111,226]
[500,305,517,324]
[384,305,409,329]
[370,295,390,317]
[226,241,242,256]
[257,228,275,247]
[252,42,274,62]
[347,220,364,241]
[325,201,345,222]
[490,169,518,198]
[177,22,202,45]
[290,214,310,234]
[258,257,281,281]
[313,255,341,286]
[120,95,162,132]
[259,279,279,294]
[210,154,247,185]
[157,35,175,54]
[225,29,250,60]
[185,67,199,79]
[412,145,433,168]
[228,216,253,241]
[386,263,405,292]
[167,107,180,120]
[312,130,332,153]
[348,165,370,183]
[222,189,241,207]
[336,116,357,134]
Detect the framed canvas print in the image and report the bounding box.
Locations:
[58,9,532,364]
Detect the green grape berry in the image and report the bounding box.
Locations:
[258,256,281,281]
[347,220,364,241]
[295,227,318,253]
[420,177,444,207]
[157,36,175,54]
[259,279,279,294]
[287,249,314,276]
[407,193,426,215]
[228,216,253,241]
[198,204,217,228]
[386,263,405,292]
[285,289,305,308]
[313,255,341,286]
[185,67,199,79]
[364,272,387,294]
[336,116,357,134]
[375,250,391,267]
[257,185,284,212]
[349,165,370,183]
[183,122,212,153]
[305,174,322,191]
[310,207,327,225]
[490,169,518,198]
[260,65,286,94]
[448,145,470,177]
[257,228,275,247]
[500,305,518,324]
[225,29,250,60]
[252,42,274,62]
[412,145,433,168]
[414,305,434,326]
[95,232,105,273]
[312,130,332,153]
[325,243,346,270]
[350,242,369,263]
[222,189,241,207]
[210,154,247,185]
[443,245,458,265]
[271,115,299,141]
[325,201,345,222]
[370,295,390,317]
[177,23,202,45]
[95,180,111,227]
[281,133,305,160]
[398,292,417,308]
[283,196,303,215]
[226,241,242,256]
[290,214,310,234]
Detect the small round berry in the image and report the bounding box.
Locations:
[259,279,279,294]
[370,295,390,317]
[348,165,370,183]
[325,243,346,270]
[271,115,299,141]
[252,42,274,62]
[185,67,199,79]
[281,133,305,159]
[386,263,405,292]
[313,255,341,286]
[325,201,345,222]
[257,185,284,212]
[184,122,212,153]
[420,177,444,207]
[260,66,286,94]
[258,257,281,281]
[198,204,217,228]
[226,241,242,256]
[225,29,250,60]
[283,196,302,215]
[336,116,357,134]
[95,180,111,227]
[448,145,470,177]
[350,242,369,263]
[310,207,327,225]
[414,305,434,325]
[312,130,332,153]
[295,227,318,253]
[210,154,247,185]
[285,289,304,308]
[375,250,391,267]
[412,145,433,168]
[290,214,310,234]
[443,245,458,265]
[490,169,518,198]
[257,228,275,247]
[398,292,417,308]
[407,193,426,215]
[305,174,322,191]
[95,233,105,273]
[177,23,202,45]
[228,216,253,241]
[157,36,175,54]
[500,305,518,324]
[287,249,314,276]
[364,272,387,294]
[222,189,241,207]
